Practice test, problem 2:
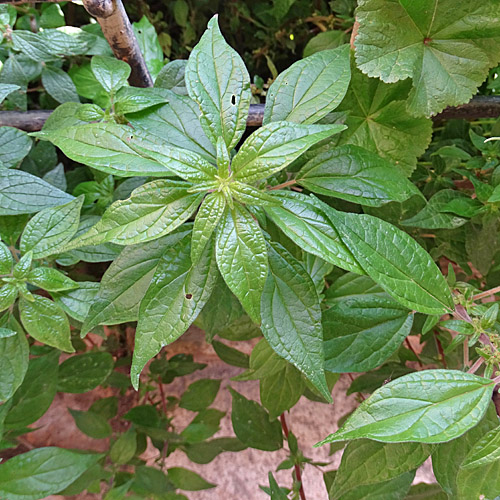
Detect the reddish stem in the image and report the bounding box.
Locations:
[405,338,423,368]
[269,179,297,190]
[473,285,500,301]
[434,331,447,368]
[280,414,306,500]
[158,376,167,416]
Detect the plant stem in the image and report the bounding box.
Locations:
[280,413,306,500]
[158,376,167,416]
[269,179,297,190]
[467,357,484,374]
[473,285,500,301]
[434,331,447,368]
[405,338,423,368]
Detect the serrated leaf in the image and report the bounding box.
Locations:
[264,191,363,274]
[0,169,74,215]
[318,200,454,314]
[57,352,114,393]
[337,62,432,175]
[19,295,73,352]
[264,44,350,124]
[42,65,79,103]
[52,281,99,322]
[230,182,281,207]
[114,86,168,114]
[317,370,495,445]
[0,323,28,402]
[229,388,283,451]
[332,440,431,498]
[0,447,102,500]
[185,15,251,150]
[261,241,330,401]
[64,180,202,249]
[26,267,77,292]
[297,145,421,206]
[91,55,130,94]
[33,123,172,178]
[5,350,59,429]
[215,204,268,323]
[0,241,12,274]
[232,122,346,183]
[82,228,191,334]
[323,275,413,373]
[131,231,218,389]
[355,0,500,117]
[0,127,32,169]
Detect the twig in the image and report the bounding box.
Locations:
[468,357,484,374]
[473,285,500,301]
[269,179,297,190]
[158,376,167,416]
[405,338,423,368]
[463,338,470,368]
[434,331,447,368]
[280,413,306,500]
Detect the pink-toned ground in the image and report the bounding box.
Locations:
[23,327,434,500]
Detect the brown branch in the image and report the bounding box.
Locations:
[473,285,500,301]
[280,413,306,500]
[405,338,424,368]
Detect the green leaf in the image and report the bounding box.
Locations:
[185,15,251,150]
[52,281,99,322]
[0,284,18,312]
[33,123,172,178]
[232,122,345,183]
[0,241,12,274]
[155,59,187,95]
[91,55,130,94]
[114,86,168,114]
[82,228,191,334]
[69,408,112,439]
[179,379,221,411]
[261,241,330,401]
[0,84,20,105]
[317,370,495,445]
[43,163,67,191]
[42,65,79,103]
[457,456,500,499]
[268,472,289,500]
[5,350,59,429]
[212,340,249,368]
[192,192,226,263]
[332,440,431,497]
[461,425,500,469]
[131,231,218,389]
[0,322,28,402]
[167,468,215,491]
[184,438,246,464]
[355,0,500,117]
[303,30,346,57]
[297,145,421,206]
[0,127,32,168]
[128,91,215,161]
[337,63,432,175]
[0,169,74,215]
[19,295,73,352]
[264,192,363,274]
[26,267,77,292]
[302,253,333,295]
[264,45,350,124]
[64,180,202,248]
[229,388,283,451]
[132,16,164,79]
[13,251,32,279]
[431,402,498,497]
[0,447,102,500]
[323,275,413,373]
[230,182,281,207]
[215,204,268,323]
[319,200,454,314]
[57,352,114,393]
[405,483,447,500]
[260,363,305,419]
[110,429,137,465]
[180,408,225,443]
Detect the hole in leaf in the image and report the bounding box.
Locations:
[231,95,236,105]
[185,293,193,300]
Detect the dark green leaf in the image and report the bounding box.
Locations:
[69,408,112,439]
[52,281,99,322]
[167,467,215,491]
[212,340,249,368]
[42,65,79,103]
[91,55,130,94]
[0,323,29,402]
[26,267,77,292]
[0,127,32,168]
[180,408,225,443]
[114,86,168,114]
[179,379,221,411]
[110,429,137,464]
[461,425,500,469]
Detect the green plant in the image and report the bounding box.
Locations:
[0,2,500,499]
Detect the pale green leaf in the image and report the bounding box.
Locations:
[52,281,99,322]
[461,425,500,469]
[0,127,32,168]
[114,86,169,114]
[303,31,346,57]
[0,322,28,402]
[42,65,79,103]
[91,55,130,94]
[26,267,78,292]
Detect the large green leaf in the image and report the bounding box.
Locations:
[131,231,218,389]
[52,281,99,322]
[265,192,363,274]
[91,55,130,94]
[261,241,331,401]
[5,350,59,429]
[337,63,432,175]
[33,123,172,177]
[317,370,495,445]
[185,15,250,150]
[232,122,346,183]
[19,296,73,352]
[319,200,454,314]
[20,196,83,259]
[0,447,102,500]
[41,65,79,104]
[0,126,32,168]
[461,426,500,469]
[457,452,500,499]
[0,169,74,215]
[63,181,202,249]
[297,145,421,206]
[355,0,500,117]
[82,228,191,334]
[215,204,268,323]
[0,321,28,402]
[432,403,498,497]
[332,440,431,498]
[263,44,350,124]
[323,274,413,373]
[229,388,283,451]
[128,92,216,162]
